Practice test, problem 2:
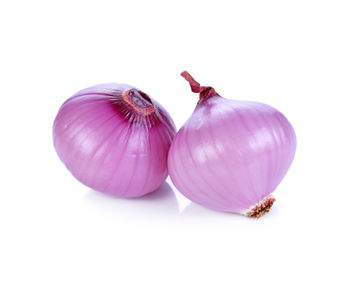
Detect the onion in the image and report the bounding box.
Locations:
[168,72,296,217]
[53,83,176,197]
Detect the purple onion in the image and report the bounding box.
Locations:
[168,72,296,217]
[53,83,176,197]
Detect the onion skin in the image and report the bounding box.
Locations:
[53,83,176,198]
[168,72,296,216]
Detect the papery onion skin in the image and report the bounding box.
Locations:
[53,83,176,197]
[168,72,296,216]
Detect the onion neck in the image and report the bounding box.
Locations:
[181,71,218,100]
[122,89,155,115]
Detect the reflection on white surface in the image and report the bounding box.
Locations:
[84,181,180,218]
[84,180,280,221]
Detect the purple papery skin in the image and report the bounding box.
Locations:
[53,83,176,198]
[168,95,296,213]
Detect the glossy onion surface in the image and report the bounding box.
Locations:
[168,72,296,215]
[53,83,176,197]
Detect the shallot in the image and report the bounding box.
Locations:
[168,72,296,217]
[53,83,176,197]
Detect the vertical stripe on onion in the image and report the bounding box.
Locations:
[53,83,176,197]
[168,72,296,217]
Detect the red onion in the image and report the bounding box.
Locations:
[53,83,176,197]
[168,72,296,217]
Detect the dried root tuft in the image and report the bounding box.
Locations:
[246,196,276,218]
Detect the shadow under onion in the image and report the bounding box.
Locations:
[84,181,180,218]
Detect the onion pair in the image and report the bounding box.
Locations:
[53,73,296,217]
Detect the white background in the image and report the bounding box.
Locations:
[1,0,349,290]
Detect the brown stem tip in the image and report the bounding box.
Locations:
[246,196,276,218]
[181,71,217,99]
[122,89,155,115]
